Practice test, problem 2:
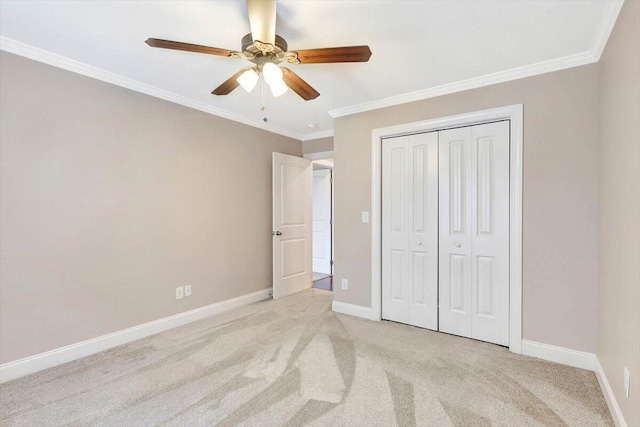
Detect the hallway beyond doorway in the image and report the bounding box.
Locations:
[313,275,333,291]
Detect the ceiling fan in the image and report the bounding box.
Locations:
[145,0,372,101]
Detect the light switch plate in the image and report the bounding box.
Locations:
[361,211,369,223]
[341,279,348,290]
[176,286,184,300]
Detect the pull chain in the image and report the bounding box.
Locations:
[261,77,268,122]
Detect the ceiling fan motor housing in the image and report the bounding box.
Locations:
[241,33,289,64]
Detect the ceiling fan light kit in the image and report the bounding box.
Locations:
[145,0,372,103]
[237,68,259,93]
[262,62,282,85]
[269,78,289,98]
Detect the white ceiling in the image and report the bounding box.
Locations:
[0,1,619,140]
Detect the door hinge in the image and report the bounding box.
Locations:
[330,177,333,183]
[330,218,333,225]
[330,260,334,266]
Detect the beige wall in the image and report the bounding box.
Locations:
[598,1,640,424]
[302,137,333,155]
[0,52,301,364]
[334,64,600,353]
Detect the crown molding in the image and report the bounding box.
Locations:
[1,1,624,131]
[590,0,624,60]
[0,37,303,141]
[329,1,623,119]
[328,51,597,118]
[302,129,334,142]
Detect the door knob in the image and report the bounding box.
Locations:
[455,243,461,248]
[274,231,283,236]
[417,241,423,246]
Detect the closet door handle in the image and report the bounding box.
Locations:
[455,243,461,248]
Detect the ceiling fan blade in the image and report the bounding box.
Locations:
[282,68,320,101]
[246,0,276,47]
[145,38,239,57]
[212,69,247,95]
[285,46,372,64]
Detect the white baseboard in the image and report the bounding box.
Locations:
[0,288,272,384]
[521,339,596,371]
[595,358,627,427]
[332,300,380,321]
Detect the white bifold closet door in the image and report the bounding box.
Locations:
[439,121,510,346]
[382,132,439,330]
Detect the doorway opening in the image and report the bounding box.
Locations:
[310,157,334,291]
[271,150,333,299]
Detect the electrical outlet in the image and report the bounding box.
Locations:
[361,211,369,223]
[624,367,630,399]
[184,285,192,297]
[176,286,184,300]
[341,279,348,290]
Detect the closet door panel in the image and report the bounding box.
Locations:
[407,132,438,330]
[438,127,473,338]
[383,121,509,345]
[471,121,510,346]
[382,136,409,324]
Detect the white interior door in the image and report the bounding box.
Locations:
[272,153,312,299]
[312,168,332,274]
[439,121,510,345]
[382,132,439,330]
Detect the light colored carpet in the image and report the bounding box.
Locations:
[0,289,612,426]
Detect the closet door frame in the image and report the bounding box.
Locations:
[370,104,523,354]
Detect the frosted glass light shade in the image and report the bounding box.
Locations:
[269,78,288,97]
[262,62,283,85]
[237,68,259,93]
